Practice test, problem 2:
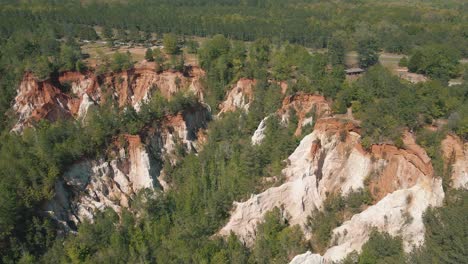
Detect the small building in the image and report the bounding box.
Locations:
[345,68,365,76]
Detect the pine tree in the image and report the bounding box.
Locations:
[145,48,154,62]
[357,37,379,69]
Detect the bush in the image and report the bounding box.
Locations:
[358,230,404,264]
[163,33,179,55]
[186,40,199,54]
[145,48,154,61]
[110,52,133,72]
[398,57,408,67]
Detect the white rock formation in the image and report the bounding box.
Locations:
[221,118,443,263]
[220,119,370,245]
[301,116,314,127]
[286,132,459,264]
[45,136,154,226]
[290,251,324,264]
[77,93,95,120]
[278,94,331,136]
[251,94,332,145]
[127,136,155,190]
[329,180,443,259]
[290,177,444,264]
[12,74,71,132]
[251,116,269,145]
[13,67,209,229]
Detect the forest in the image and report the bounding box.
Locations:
[0,0,467,263]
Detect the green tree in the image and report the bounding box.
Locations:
[328,35,346,66]
[163,33,179,55]
[75,60,86,73]
[358,37,379,69]
[77,26,98,41]
[249,38,270,67]
[142,31,152,42]
[198,34,231,69]
[398,57,408,67]
[186,39,199,54]
[408,45,461,83]
[128,27,140,42]
[116,28,127,41]
[29,56,54,80]
[59,44,81,71]
[145,48,154,62]
[102,26,113,40]
[410,190,468,264]
[251,208,307,264]
[450,104,468,140]
[111,52,133,72]
[358,230,404,264]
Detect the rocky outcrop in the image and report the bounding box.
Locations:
[367,131,434,201]
[45,106,209,228]
[220,119,366,245]
[290,251,325,264]
[45,135,154,229]
[291,174,444,264]
[290,129,449,264]
[24,66,211,228]
[149,106,210,164]
[278,94,332,136]
[251,94,331,145]
[220,118,444,261]
[441,134,468,189]
[251,116,270,145]
[324,178,442,262]
[13,67,205,132]
[218,78,256,114]
[12,73,73,132]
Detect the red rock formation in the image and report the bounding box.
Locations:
[278,94,332,136]
[218,78,256,114]
[12,74,73,131]
[310,120,435,201]
[12,67,205,132]
[368,133,434,201]
[441,134,468,189]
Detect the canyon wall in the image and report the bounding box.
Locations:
[13,67,209,228]
[13,66,205,132]
[45,106,209,229]
[221,118,451,263]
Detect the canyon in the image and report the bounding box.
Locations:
[216,80,467,263]
[10,68,468,262]
[12,66,209,228]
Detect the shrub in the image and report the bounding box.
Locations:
[358,230,404,264]
[398,57,408,67]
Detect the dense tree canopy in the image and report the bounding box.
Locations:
[408,44,461,83]
[334,65,468,146]
[0,1,467,263]
[411,190,468,264]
